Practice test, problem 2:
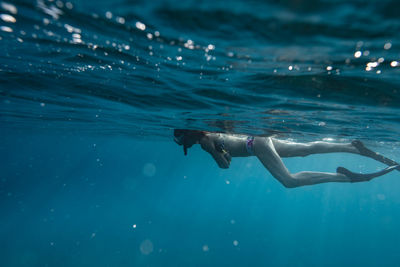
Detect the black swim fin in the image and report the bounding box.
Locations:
[337,165,399,183]
[352,140,400,172]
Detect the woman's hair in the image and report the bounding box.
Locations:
[174,129,205,155]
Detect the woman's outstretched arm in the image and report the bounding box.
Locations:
[199,134,231,169]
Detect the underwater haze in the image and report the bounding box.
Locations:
[1,0,400,266]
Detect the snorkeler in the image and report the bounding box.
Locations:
[174,129,399,188]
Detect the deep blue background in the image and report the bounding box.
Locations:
[1,129,400,266]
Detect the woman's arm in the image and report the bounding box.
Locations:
[199,134,231,169]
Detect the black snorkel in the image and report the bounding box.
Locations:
[174,129,204,156]
[174,129,189,156]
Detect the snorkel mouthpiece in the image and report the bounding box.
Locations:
[173,130,187,155]
[173,129,204,156]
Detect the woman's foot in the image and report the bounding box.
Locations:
[351,140,400,170]
[337,165,399,183]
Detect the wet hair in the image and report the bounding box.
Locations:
[173,129,205,155]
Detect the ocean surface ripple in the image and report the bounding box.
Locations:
[1,0,400,143]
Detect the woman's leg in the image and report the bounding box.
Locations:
[271,138,359,158]
[254,137,352,188]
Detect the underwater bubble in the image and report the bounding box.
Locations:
[367,62,378,68]
[140,239,154,255]
[1,2,17,14]
[202,245,209,252]
[37,0,63,20]
[56,1,63,8]
[0,25,12,32]
[377,194,386,201]
[233,240,239,246]
[135,21,146,31]
[64,24,81,33]
[105,11,112,19]
[0,13,16,23]
[143,163,156,177]
[384,42,392,50]
[184,39,194,49]
[354,51,362,58]
[116,16,125,24]
[65,2,73,9]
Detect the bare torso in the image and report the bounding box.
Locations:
[203,132,258,157]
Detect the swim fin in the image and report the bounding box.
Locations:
[337,165,399,183]
[352,140,400,172]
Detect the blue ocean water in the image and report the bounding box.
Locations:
[1,0,400,266]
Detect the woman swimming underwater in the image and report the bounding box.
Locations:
[174,129,399,188]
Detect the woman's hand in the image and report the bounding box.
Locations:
[199,135,231,169]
